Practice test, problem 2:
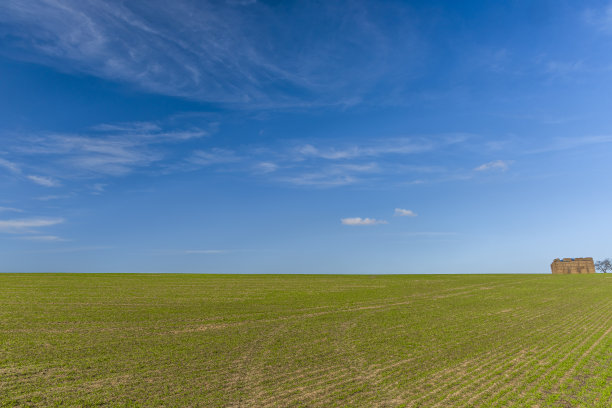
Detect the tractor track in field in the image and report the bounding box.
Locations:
[556,322,612,385]
[3,274,610,407]
[377,299,608,407]
[477,300,612,407]
[174,278,537,335]
[243,284,593,407]
[460,309,609,407]
[375,287,587,404]
[224,282,580,406]
[391,301,605,407]
[234,279,545,405]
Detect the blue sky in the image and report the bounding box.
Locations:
[1,0,612,273]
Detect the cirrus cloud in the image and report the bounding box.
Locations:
[27,175,61,187]
[0,0,419,107]
[0,207,23,213]
[474,160,512,172]
[18,235,66,242]
[0,217,65,233]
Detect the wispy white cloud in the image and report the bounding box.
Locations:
[384,231,459,238]
[341,217,387,226]
[544,60,585,77]
[0,206,23,213]
[296,144,360,160]
[584,3,612,33]
[401,231,457,237]
[90,122,161,133]
[7,121,210,179]
[188,149,240,166]
[160,135,461,187]
[20,134,161,176]
[23,245,112,254]
[282,173,358,187]
[280,161,380,187]
[267,136,468,186]
[474,160,512,172]
[253,162,278,174]
[0,158,21,174]
[0,0,419,106]
[18,235,66,242]
[0,217,64,233]
[90,183,106,194]
[394,208,417,217]
[5,120,475,189]
[183,249,229,254]
[89,121,208,141]
[527,135,612,154]
[294,137,449,161]
[477,48,512,74]
[36,194,73,201]
[27,175,61,187]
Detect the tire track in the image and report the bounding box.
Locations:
[478,300,612,407]
[454,307,610,407]
[399,300,607,407]
[390,293,591,405]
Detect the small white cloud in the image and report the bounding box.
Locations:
[394,208,417,217]
[27,175,61,187]
[0,217,65,233]
[341,217,387,226]
[474,160,512,172]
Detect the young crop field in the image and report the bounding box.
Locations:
[1,273,611,407]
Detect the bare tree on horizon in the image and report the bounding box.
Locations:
[595,259,612,273]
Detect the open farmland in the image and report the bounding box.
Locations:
[1,274,611,407]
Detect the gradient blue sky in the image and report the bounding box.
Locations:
[1,0,612,273]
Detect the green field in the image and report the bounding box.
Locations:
[1,274,611,407]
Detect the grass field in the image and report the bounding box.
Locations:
[1,273,611,407]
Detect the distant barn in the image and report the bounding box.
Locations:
[550,258,595,274]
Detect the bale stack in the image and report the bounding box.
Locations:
[550,257,595,274]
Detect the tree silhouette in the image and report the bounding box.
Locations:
[595,259,612,273]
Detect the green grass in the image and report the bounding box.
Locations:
[1,273,611,407]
